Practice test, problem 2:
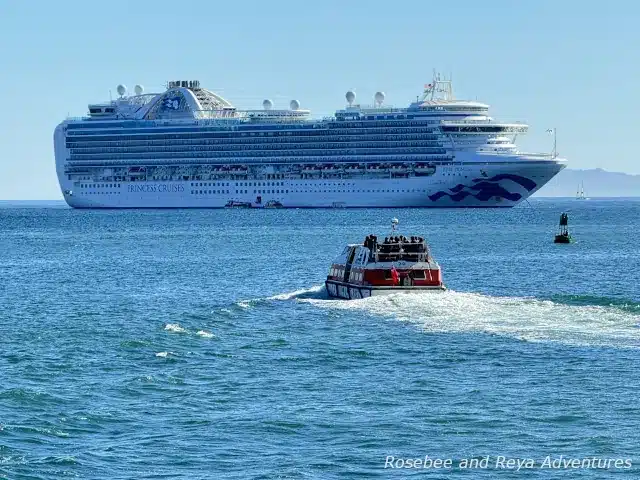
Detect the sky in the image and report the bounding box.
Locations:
[0,0,638,199]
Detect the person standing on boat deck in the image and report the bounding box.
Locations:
[390,266,399,286]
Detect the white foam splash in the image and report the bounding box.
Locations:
[196,330,214,338]
[266,285,325,301]
[155,351,175,358]
[305,290,640,348]
[164,323,186,334]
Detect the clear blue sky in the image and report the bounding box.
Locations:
[1,0,638,199]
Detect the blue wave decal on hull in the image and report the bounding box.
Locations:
[472,174,537,191]
[449,184,468,193]
[429,174,537,203]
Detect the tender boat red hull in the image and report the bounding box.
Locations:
[325,279,446,299]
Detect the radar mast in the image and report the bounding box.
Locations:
[420,70,454,102]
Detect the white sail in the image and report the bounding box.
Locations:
[576,182,587,200]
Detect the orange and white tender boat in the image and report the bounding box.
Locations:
[325,219,446,299]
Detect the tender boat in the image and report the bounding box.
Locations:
[263,200,284,208]
[224,200,252,208]
[325,219,446,299]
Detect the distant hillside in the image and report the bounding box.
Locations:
[535,168,640,197]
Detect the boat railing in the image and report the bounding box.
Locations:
[372,251,430,263]
[368,241,431,263]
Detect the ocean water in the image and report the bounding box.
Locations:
[1,199,639,479]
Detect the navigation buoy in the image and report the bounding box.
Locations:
[554,212,573,243]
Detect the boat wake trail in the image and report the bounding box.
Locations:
[266,285,328,301]
[546,294,640,314]
[304,290,640,348]
[231,285,328,311]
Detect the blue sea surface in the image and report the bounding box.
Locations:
[1,199,639,479]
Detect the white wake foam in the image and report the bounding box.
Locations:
[266,285,325,301]
[304,290,640,348]
[155,351,175,358]
[164,323,187,333]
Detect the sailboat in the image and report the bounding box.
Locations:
[576,182,588,200]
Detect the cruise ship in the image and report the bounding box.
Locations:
[54,75,567,208]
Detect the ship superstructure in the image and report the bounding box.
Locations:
[54,75,566,208]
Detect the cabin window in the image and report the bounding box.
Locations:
[384,271,392,280]
[412,271,426,279]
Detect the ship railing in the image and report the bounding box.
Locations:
[336,106,406,113]
[195,110,310,122]
[517,152,566,160]
[65,154,454,165]
[441,119,528,126]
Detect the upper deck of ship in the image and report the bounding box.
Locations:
[73,74,520,129]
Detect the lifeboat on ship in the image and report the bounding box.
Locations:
[414,163,437,176]
[325,219,446,299]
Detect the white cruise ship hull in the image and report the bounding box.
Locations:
[57,157,565,209]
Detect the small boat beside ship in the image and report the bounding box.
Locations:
[224,200,253,208]
[224,199,283,209]
[325,219,445,299]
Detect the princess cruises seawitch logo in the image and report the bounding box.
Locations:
[162,96,181,110]
[429,174,537,203]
